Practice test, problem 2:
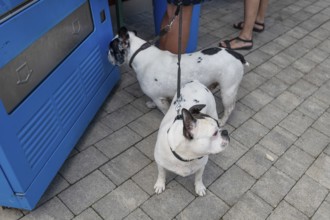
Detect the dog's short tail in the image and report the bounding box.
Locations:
[225,49,249,66]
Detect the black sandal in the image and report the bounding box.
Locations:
[219,37,253,50]
[233,21,265,32]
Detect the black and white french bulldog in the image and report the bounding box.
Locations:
[154,80,229,196]
[108,27,248,126]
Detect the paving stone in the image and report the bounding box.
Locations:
[276,66,304,85]
[324,144,330,156]
[128,109,162,137]
[251,167,295,207]
[283,43,309,60]
[285,175,328,217]
[297,96,328,120]
[72,208,102,220]
[237,144,278,179]
[279,110,314,136]
[287,26,309,39]
[311,200,330,220]
[125,82,145,98]
[100,147,151,185]
[313,81,330,106]
[123,208,151,220]
[254,61,283,79]
[135,131,158,160]
[288,79,318,99]
[295,128,330,157]
[131,95,154,114]
[103,90,135,114]
[102,104,143,131]
[259,77,289,98]
[236,86,250,101]
[231,119,269,149]
[253,103,288,129]
[176,191,229,220]
[39,174,69,205]
[223,191,273,220]
[304,66,330,87]
[59,147,108,184]
[275,145,314,180]
[240,89,273,111]
[75,121,113,151]
[141,181,194,220]
[240,72,267,92]
[307,153,330,189]
[0,207,23,220]
[227,102,255,128]
[58,171,115,215]
[267,200,309,220]
[117,71,137,91]
[95,126,142,159]
[175,160,224,195]
[209,165,255,206]
[272,91,304,114]
[259,126,297,156]
[210,138,248,170]
[245,50,271,67]
[310,27,330,41]
[303,47,328,64]
[132,162,176,195]
[313,112,330,136]
[318,39,330,53]
[93,180,149,220]
[270,52,296,68]
[21,197,73,220]
[259,41,285,56]
[273,34,297,47]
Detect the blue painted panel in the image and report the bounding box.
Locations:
[0,0,120,210]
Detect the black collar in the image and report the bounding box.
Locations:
[170,148,203,162]
[129,42,151,68]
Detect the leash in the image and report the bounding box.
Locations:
[175,2,183,115]
[129,4,182,68]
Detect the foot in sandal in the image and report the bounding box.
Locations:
[219,36,253,50]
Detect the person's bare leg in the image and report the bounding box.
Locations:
[220,0,259,49]
[255,0,268,24]
[159,4,193,54]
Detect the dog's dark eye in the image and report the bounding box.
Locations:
[213,131,218,136]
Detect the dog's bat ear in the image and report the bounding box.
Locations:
[118,26,129,39]
[182,108,196,140]
[189,104,206,114]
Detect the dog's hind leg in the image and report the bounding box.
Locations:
[147,97,170,114]
[195,166,206,196]
[219,89,237,127]
[154,164,166,194]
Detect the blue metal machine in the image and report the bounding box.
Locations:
[0,0,119,210]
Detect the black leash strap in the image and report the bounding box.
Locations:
[176,3,183,101]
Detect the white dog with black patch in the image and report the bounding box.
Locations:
[153,80,229,196]
[108,27,248,126]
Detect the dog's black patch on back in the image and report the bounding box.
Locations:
[193,99,199,103]
[154,78,158,82]
[226,49,248,65]
[201,47,222,55]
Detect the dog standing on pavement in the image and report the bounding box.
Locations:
[153,80,230,196]
[108,27,248,126]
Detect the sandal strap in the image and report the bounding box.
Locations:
[254,21,265,27]
[234,36,253,43]
[223,39,232,49]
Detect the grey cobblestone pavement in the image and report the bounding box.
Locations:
[2,0,330,219]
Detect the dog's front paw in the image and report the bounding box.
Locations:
[146,101,156,109]
[154,181,165,194]
[195,183,206,196]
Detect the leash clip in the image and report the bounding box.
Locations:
[175,95,183,115]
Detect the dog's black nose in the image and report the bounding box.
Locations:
[221,130,228,137]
